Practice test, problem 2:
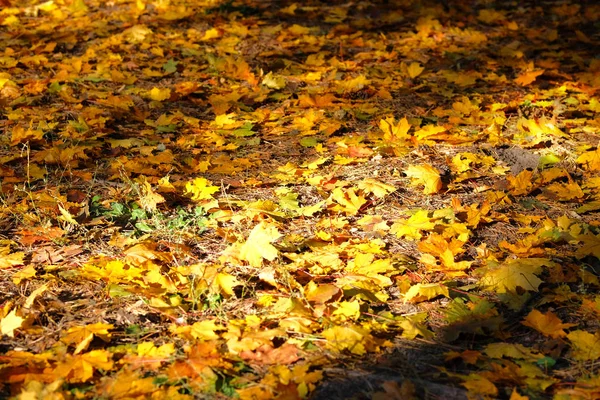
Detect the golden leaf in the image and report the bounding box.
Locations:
[0,246,24,269]
[0,308,24,338]
[390,210,435,240]
[239,222,281,267]
[567,330,600,361]
[522,309,576,338]
[184,177,220,201]
[379,116,411,142]
[61,323,113,354]
[138,178,165,212]
[322,325,369,355]
[514,69,545,86]
[148,87,171,101]
[190,320,222,341]
[404,165,442,194]
[53,350,114,383]
[406,62,424,79]
[480,258,552,293]
[404,283,449,303]
[576,148,600,171]
[329,187,367,215]
[331,300,361,322]
[357,178,396,198]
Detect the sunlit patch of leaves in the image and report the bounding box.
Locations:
[1,0,600,398]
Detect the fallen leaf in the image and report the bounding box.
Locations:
[404,164,442,194]
[239,222,282,267]
[0,308,24,337]
[522,309,576,338]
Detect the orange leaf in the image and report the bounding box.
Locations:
[522,309,576,338]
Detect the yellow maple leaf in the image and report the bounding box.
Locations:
[356,215,390,235]
[322,324,370,355]
[12,264,37,285]
[10,124,45,146]
[186,263,241,297]
[338,74,370,92]
[461,375,498,398]
[357,178,396,198]
[400,313,434,339]
[406,62,424,79]
[404,283,449,303]
[484,342,543,362]
[514,69,545,86]
[53,350,114,383]
[567,330,600,361]
[239,222,282,267]
[390,210,435,240]
[0,308,24,337]
[331,300,361,322]
[148,87,171,101]
[184,177,220,201]
[329,187,367,215]
[480,258,552,293]
[379,116,411,142]
[576,147,600,171]
[123,24,152,44]
[138,178,165,212]
[190,320,223,341]
[522,309,576,338]
[404,165,442,194]
[137,342,175,358]
[576,233,600,259]
[61,323,113,355]
[507,169,534,195]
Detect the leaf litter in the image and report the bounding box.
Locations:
[1,0,600,399]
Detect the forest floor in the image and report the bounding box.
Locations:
[1,0,600,399]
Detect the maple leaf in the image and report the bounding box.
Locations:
[304,282,340,304]
[0,308,24,337]
[357,178,396,198]
[185,263,241,297]
[379,116,411,142]
[514,69,545,86]
[406,62,424,79]
[148,87,171,101]
[400,313,434,339]
[576,233,600,259]
[404,164,442,194]
[122,342,175,370]
[53,350,114,383]
[484,343,543,362]
[331,300,361,322]
[184,178,220,202]
[390,210,435,240]
[507,169,535,195]
[404,283,449,303]
[356,215,390,235]
[567,330,600,361]
[576,147,600,171]
[137,178,165,212]
[329,187,367,215]
[240,343,300,365]
[322,324,371,355]
[522,309,576,338]
[239,222,282,267]
[480,259,553,293]
[461,374,498,398]
[0,246,25,269]
[61,323,113,354]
